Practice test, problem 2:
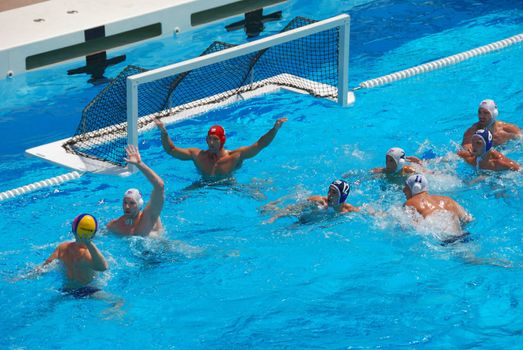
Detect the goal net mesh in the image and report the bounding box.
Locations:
[63,17,340,166]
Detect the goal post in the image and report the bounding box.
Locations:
[27,14,352,176]
[337,15,350,106]
[126,13,351,171]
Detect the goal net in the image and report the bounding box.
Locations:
[26,14,351,175]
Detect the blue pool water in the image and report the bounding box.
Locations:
[2,1,523,348]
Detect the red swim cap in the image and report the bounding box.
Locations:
[207,125,226,147]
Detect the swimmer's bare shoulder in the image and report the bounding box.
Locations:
[106,217,130,235]
[404,196,422,211]
[341,203,360,213]
[499,121,521,134]
[106,217,120,231]
[492,151,520,171]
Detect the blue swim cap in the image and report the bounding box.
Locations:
[329,180,350,204]
[472,129,493,155]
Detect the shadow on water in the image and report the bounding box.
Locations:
[128,236,205,269]
[167,176,272,204]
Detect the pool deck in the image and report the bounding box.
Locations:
[0,0,286,77]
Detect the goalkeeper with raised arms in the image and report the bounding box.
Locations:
[153,117,287,182]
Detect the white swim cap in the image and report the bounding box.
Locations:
[124,188,144,209]
[479,99,498,120]
[405,174,428,196]
[386,147,406,173]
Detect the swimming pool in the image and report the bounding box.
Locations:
[1,0,523,348]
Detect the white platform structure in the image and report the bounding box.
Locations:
[0,0,286,77]
[26,138,133,176]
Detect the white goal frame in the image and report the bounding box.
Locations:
[27,14,351,176]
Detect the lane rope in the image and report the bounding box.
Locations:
[0,171,83,202]
[357,33,523,89]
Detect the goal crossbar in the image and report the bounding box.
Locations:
[129,14,349,86]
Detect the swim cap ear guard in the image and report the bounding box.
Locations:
[386,147,406,173]
[124,188,144,209]
[329,179,350,204]
[207,125,226,148]
[472,129,493,155]
[479,99,498,125]
[405,174,428,196]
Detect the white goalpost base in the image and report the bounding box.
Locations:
[26,138,132,176]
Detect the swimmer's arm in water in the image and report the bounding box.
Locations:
[11,261,58,282]
[259,195,289,214]
[457,148,475,165]
[501,122,522,138]
[370,167,385,174]
[153,117,200,160]
[232,118,288,160]
[43,243,62,266]
[264,198,317,224]
[402,165,418,174]
[124,145,165,222]
[457,148,472,159]
[406,156,422,165]
[455,202,473,224]
[494,154,520,171]
[461,125,476,150]
[369,165,418,175]
[466,175,487,186]
[462,254,513,268]
[12,244,63,281]
[343,203,361,213]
